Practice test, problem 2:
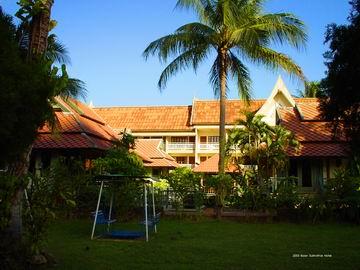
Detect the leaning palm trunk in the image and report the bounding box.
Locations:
[28,0,53,58]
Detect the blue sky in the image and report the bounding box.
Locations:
[1,1,351,106]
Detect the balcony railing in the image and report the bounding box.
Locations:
[167,142,195,151]
[199,143,219,151]
[179,164,195,169]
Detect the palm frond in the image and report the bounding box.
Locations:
[228,51,252,101]
[143,31,209,63]
[158,45,210,90]
[59,78,87,100]
[209,55,221,98]
[244,46,305,80]
[250,13,307,50]
[176,0,218,25]
[46,34,71,64]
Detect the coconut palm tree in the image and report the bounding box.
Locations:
[144,0,306,175]
[298,81,321,98]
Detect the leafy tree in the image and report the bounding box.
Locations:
[0,3,84,245]
[144,0,306,174]
[227,112,299,182]
[319,0,360,175]
[166,167,203,212]
[92,134,147,220]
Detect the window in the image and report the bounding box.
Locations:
[200,156,207,162]
[302,160,312,187]
[189,136,195,142]
[288,160,298,177]
[171,136,188,143]
[189,156,195,164]
[208,136,219,143]
[200,136,207,143]
[175,157,187,164]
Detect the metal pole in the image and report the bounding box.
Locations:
[144,183,149,242]
[91,180,104,240]
[108,192,114,232]
[151,182,157,233]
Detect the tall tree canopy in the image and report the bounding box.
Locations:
[0,8,56,166]
[320,0,360,174]
[144,0,306,174]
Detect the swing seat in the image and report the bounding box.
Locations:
[106,230,145,239]
[140,212,161,227]
[91,210,117,225]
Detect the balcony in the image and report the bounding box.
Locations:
[179,164,195,169]
[199,143,219,151]
[167,142,195,152]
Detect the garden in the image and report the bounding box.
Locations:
[1,0,360,269]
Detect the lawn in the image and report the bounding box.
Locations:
[46,218,360,270]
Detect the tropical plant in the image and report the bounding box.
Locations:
[205,173,233,215]
[298,81,321,98]
[144,0,306,174]
[227,112,299,182]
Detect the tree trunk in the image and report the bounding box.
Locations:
[216,48,227,219]
[218,48,227,175]
[28,0,54,58]
[7,145,33,239]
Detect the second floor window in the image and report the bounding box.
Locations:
[208,136,219,143]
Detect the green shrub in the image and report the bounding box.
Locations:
[166,167,203,211]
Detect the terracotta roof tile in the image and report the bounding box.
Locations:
[193,154,236,173]
[278,103,348,157]
[192,100,265,125]
[133,139,179,169]
[278,107,337,142]
[34,97,118,150]
[94,106,192,132]
[287,142,348,157]
[294,98,321,120]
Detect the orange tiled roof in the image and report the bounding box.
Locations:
[193,154,237,173]
[94,106,192,132]
[133,139,179,168]
[191,99,265,125]
[294,98,321,120]
[34,97,118,150]
[278,103,348,157]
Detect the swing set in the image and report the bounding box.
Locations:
[91,174,160,242]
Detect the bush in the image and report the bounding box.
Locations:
[166,167,203,211]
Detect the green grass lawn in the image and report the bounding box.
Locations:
[47,218,360,270]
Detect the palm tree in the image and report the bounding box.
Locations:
[227,112,299,182]
[298,80,321,98]
[144,0,306,175]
